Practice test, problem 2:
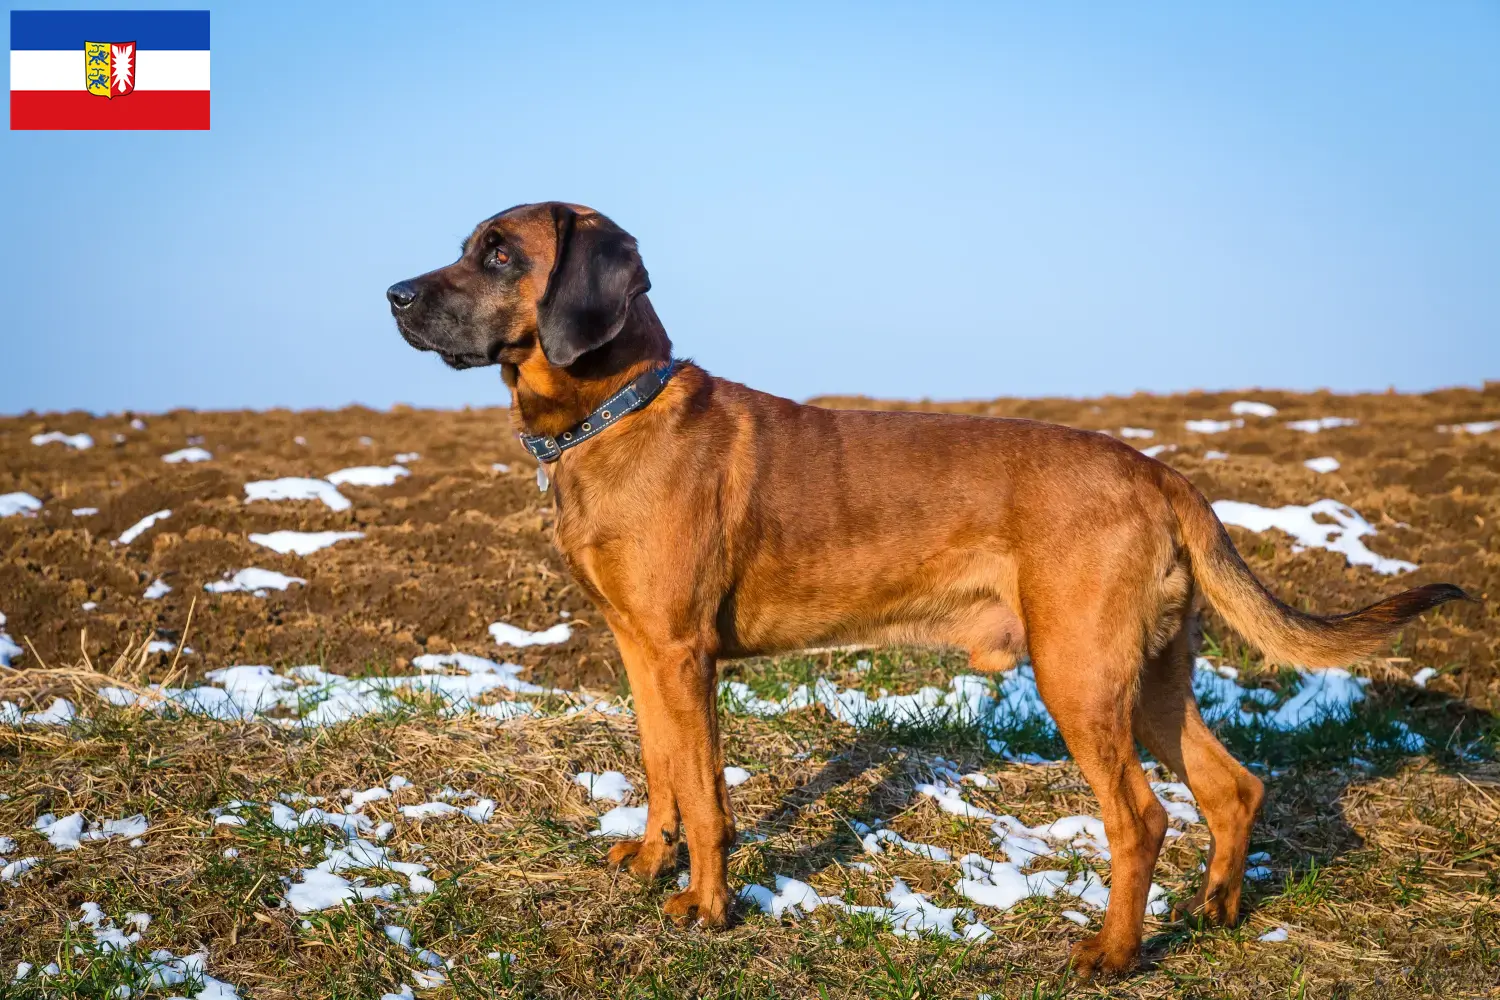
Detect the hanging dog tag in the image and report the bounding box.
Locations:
[536,463,549,492]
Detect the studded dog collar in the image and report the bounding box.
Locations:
[519,360,680,464]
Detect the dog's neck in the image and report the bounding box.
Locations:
[505,295,674,439]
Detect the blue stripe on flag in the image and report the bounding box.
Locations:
[10,10,210,50]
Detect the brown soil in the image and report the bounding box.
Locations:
[2,383,1497,710]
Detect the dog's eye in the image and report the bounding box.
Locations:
[491,248,510,266]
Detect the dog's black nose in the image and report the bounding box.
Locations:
[387,281,419,310]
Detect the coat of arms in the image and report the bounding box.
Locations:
[85,41,136,98]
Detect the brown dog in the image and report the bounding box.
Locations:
[388,202,1468,975]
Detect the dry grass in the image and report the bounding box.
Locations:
[2,646,1497,1000]
[4,387,1499,996]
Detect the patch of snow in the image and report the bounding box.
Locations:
[281,836,428,912]
[7,698,75,726]
[1,612,23,667]
[741,874,986,941]
[1212,498,1415,575]
[574,771,634,803]
[71,904,240,997]
[476,700,537,720]
[1185,419,1243,434]
[248,530,364,555]
[399,802,459,821]
[463,799,496,823]
[1141,444,1175,458]
[73,506,99,516]
[1303,456,1340,474]
[738,875,838,920]
[725,670,1051,741]
[244,477,350,512]
[0,493,42,518]
[1231,401,1278,418]
[964,920,994,941]
[492,463,510,473]
[1411,667,1437,688]
[1438,420,1499,434]
[145,640,192,654]
[285,868,399,913]
[1204,450,1228,460]
[2,856,41,883]
[489,620,572,647]
[205,568,307,594]
[37,812,86,849]
[1060,909,1089,926]
[326,465,410,488]
[162,447,212,463]
[349,786,390,810]
[411,969,447,989]
[32,431,93,450]
[862,828,951,862]
[143,579,172,600]
[394,452,420,463]
[724,766,752,787]
[591,805,648,838]
[1258,926,1289,942]
[117,510,170,545]
[1286,417,1357,433]
[80,814,149,844]
[412,651,559,696]
[1193,659,1371,729]
[1119,427,1154,439]
[99,656,551,728]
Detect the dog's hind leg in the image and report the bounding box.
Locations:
[605,631,682,881]
[1133,617,1264,927]
[1028,594,1168,977]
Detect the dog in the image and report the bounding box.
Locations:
[388,201,1468,976]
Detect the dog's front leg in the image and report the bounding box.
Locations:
[649,641,734,927]
[606,630,683,881]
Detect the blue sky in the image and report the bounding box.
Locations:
[3,2,1497,414]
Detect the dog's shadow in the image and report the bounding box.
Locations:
[728,679,1499,973]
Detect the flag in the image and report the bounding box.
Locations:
[10,10,210,130]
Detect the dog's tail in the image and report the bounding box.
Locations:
[1162,470,1471,667]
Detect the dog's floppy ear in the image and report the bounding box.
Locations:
[536,205,651,367]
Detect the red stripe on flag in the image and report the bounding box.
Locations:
[10,90,210,130]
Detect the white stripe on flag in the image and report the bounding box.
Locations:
[10,50,210,92]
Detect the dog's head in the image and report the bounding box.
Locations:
[387,202,650,370]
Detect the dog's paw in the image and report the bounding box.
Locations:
[1171,883,1239,928]
[1067,934,1138,979]
[605,838,675,881]
[662,884,730,929]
